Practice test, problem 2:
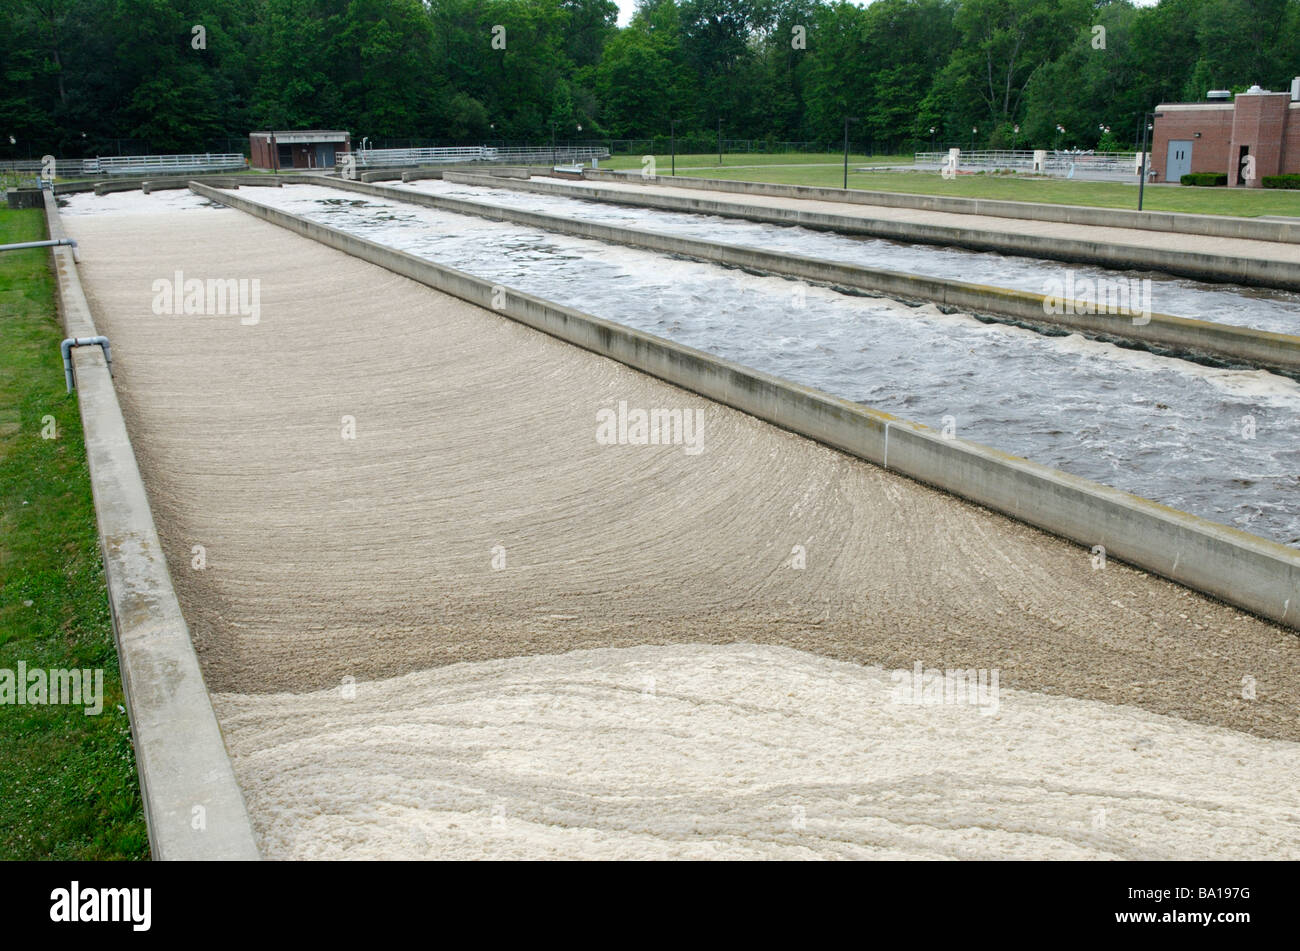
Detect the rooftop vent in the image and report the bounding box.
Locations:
[1292,77,1299,101]
[1207,90,1231,101]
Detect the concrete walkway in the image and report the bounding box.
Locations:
[539,176,1300,266]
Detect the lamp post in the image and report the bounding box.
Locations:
[1012,124,1019,152]
[1137,111,1159,211]
[718,117,722,166]
[970,126,977,152]
[929,127,936,153]
[670,118,676,176]
[551,122,556,167]
[843,115,858,190]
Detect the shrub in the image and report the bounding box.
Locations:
[1262,174,1300,189]
[1180,173,1228,186]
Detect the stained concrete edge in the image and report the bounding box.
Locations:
[584,168,1300,244]
[192,181,1300,632]
[318,175,1300,377]
[42,192,261,860]
[443,172,1300,291]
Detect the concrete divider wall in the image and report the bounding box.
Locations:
[191,181,1300,631]
[584,168,1300,244]
[445,172,1300,291]
[389,166,538,183]
[91,176,282,196]
[317,176,1300,377]
[359,164,541,184]
[41,192,261,860]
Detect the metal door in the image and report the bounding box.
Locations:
[1166,140,1193,180]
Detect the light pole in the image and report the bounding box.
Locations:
[970,126,977,152]
[1012,125,1019,151]
[551,122,556,167]
[670,118,676,176]
[843,115,858,190]
[718,117,722,166]
[929,127,936,153]
[1137,111,1159,211]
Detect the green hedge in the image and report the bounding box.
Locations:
[1180,173,1228,186]
[1262,174,1300,189]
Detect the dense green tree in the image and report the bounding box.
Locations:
[4,0,1300,156]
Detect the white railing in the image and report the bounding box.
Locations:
[0,158,83,178]
[87,153,247,175]
[355,145,609,168]
[913,149,1141,175]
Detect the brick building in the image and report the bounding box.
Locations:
[1151,81,1300,186]
[249,130,351,170]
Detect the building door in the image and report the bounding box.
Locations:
[316,144,336,168]
[1166,140,1193,181]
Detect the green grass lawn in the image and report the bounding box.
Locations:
[602,152,1300,218]
[0,208,148,860]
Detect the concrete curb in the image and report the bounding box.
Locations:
[317,176,1300,377]
[192,181,1300,631]
[443,172,1300,291]
[41,192,261,860]
[584,168,1300,244]
[28,176,279,196]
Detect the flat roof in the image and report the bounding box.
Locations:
[1154,103,1234,111]
[250,130,350,142]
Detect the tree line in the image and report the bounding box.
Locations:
[2,0,1299,158]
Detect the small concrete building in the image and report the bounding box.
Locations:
[1151,81,1300,186]
[249,130,351,170]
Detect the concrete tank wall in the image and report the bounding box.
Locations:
[192,181,1300,632]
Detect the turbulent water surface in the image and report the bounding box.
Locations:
[66,186,1300,547]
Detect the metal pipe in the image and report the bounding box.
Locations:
[1,237,79,262]
[60,336,111,392]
